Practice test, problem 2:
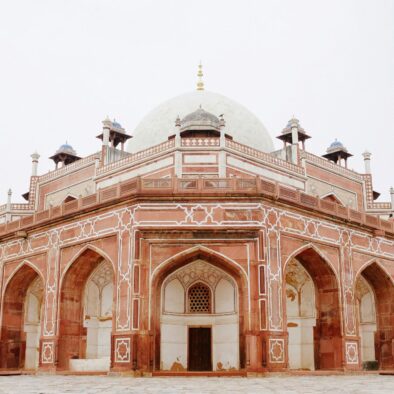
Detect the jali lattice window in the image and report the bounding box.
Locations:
[188,283,212,313]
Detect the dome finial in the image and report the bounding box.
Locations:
[196,62,204,91]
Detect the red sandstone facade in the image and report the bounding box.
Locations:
[0,89,393,375]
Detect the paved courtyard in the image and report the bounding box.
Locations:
[0,375,393,394]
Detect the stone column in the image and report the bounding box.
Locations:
[31,152,40,176]
[219,117,226,177]
[5,189,12,223]
[362,151,372,174]
[174,117,182,177]
[291,125,299,164]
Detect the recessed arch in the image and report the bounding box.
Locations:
[58,244,116,292]
[354,258,394,289]
[2,260,45,297]
[355,260,394,369]
[0,263,44,370]
[151,245,249,286]
[283,243,339,284]
[57,246,115,371]
[152,249,246,372]
[284,245,343,370]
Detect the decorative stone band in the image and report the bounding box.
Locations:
[0,176,393,239]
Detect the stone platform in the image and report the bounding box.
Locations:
[0,375,394,393]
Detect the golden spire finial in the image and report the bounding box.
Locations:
[196,62,204,91]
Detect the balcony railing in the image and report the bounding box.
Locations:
[0,176,392,238]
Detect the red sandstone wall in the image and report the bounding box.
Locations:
[0,198,393,372]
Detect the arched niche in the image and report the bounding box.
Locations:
[285,258,316,370]
[58,248,114,371]
[83,260,114,360]
[357,262,394,369]
[284,247,342,370]
[160,259,239,372]
[0,264,44,370]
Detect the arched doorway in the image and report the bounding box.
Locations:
[155,257,244,372]
[285,248,342,370]
[0,264,44,370]
[58,249,114,371]
[356,262,394,369]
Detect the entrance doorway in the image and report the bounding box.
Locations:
[188,327,212,371]
[159,260,239,371]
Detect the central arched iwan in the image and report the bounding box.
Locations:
[150,248,248,372]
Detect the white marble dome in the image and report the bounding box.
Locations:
[127,90,274,153]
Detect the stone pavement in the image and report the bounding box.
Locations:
[0,375,393,394]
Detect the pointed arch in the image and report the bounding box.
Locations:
[151,245,247,371]
[151,245,248,285]
[59,244,116,290]
[283,243,343,370]
[283,242,339,283]
[354,258,394,289]
[0,262,44,369]
[2,259,45,297]
[57,244,115,370]
[355,259,394,369]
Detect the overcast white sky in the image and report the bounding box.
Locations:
[0,0,393,203]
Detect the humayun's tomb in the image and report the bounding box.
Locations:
[0,66,393,375]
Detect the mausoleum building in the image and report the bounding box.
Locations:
[0,66,393,375]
